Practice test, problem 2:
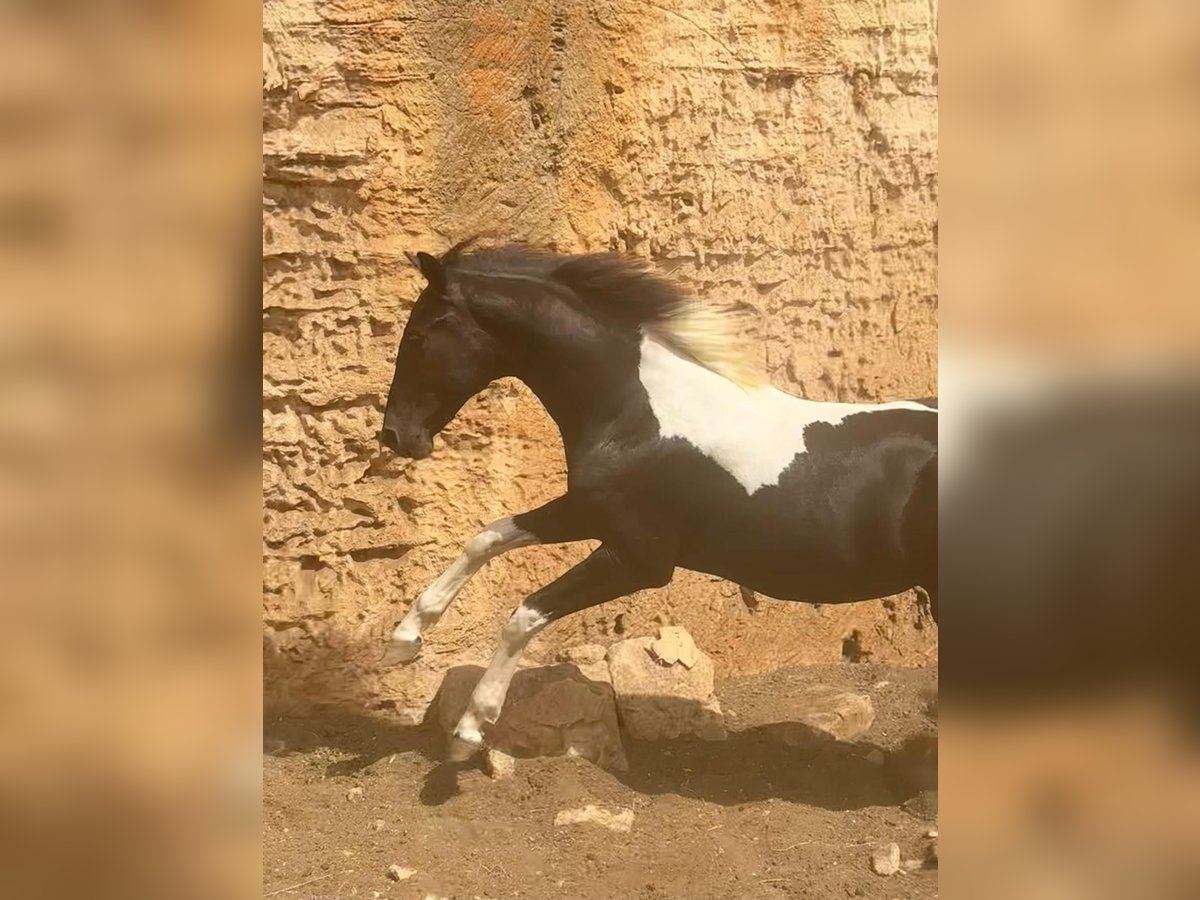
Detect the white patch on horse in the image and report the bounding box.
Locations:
[638,335,935,494]
[380,517,538,666]
[449,603,548,760]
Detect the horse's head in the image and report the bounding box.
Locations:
[379,251,505,459]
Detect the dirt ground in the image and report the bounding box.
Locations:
[264,663,938,900]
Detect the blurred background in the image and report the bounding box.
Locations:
[941,0,1200,897]
[0,1,260,899]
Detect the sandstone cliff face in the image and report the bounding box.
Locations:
[263,0,938,717]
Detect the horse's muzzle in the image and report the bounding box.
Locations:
[378,425,432,459]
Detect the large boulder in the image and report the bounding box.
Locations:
[606,627,726,741]
[433,656,627,771]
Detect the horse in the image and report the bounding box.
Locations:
[377,242,938,761]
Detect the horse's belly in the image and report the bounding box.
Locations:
[679,538,914,604]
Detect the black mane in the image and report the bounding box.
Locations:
[439,242,691,329]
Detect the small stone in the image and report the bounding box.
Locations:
[346,786,364,801]
[902,789,939,820]
[483,748,516,780]
[866,748,886,766]
[372,818,387,832]
[926,828,938,839]
[901,858,926,873]
[386,864,415,881]
[870,842,901,876]
[649,626,699,668]
[554,804,634,833]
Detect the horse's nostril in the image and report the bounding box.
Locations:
[379,426,402,453]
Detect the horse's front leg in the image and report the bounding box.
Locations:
[449,542,675,761]
[380,495,587,666]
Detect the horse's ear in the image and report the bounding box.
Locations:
[405,251,442,284]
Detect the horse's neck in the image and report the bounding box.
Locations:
[506,324,641,455]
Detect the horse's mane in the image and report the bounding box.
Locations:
[440,241,763,388]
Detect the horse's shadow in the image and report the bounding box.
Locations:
[615,711,935,812]
[265,691,935,813]
[263,705,483,806]
[263,707,437,777]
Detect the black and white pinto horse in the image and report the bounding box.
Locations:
[378,243,938,761]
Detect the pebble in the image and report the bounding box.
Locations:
[346,786,364,801]
[372,818,387,832]
[483,748,516,780]
[386,864,415,882]
[870,842,901,876]
[554,804,635,833]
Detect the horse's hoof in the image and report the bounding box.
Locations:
[448,727,483,762]
[379,634,422,667]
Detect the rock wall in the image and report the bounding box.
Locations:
[263,0,938,718]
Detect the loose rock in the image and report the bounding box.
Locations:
[925,832,939,867]
[649,626,699,668]
[346,786,364,801]
[554,804,634,833]
[435,663,627,771]
[870,842,901,876]
[372,818,386,832]
[788,687,875,742]
[901,789,939,821]
[607,628,726,741]
[483,748,516,780]
[386,864,415,881]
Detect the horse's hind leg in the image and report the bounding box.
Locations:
[449,543,674,761]
[901,455,938,625]
[380,495,589,666]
